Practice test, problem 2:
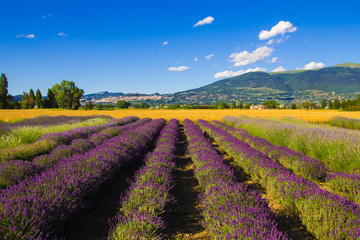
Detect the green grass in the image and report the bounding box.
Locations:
[0,117,109,149]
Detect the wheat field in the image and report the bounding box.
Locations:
[1,109,360,123]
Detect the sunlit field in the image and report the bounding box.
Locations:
[1,109,360,123]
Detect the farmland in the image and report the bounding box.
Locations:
[0,113,360,239]
[1,109,360,123]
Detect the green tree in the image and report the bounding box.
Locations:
[139,102,150,109]
[239,101,243,109]
[321,98,327,109]
[84,100,95,110]
[333,99,341,109]
[219,102,229,109]
[213,102,219,109]
[329,100,333,109]
[44,89,58,108]
[51,80,84,109]
[290,103,297,109]
[0,73,10,109]
[263,100,277,109]
[245,103,252,109]
[231,101,236,109]
[21,92,30,109]
[35,89,43,108]
[116,100,131,109]
[29,89,35,108]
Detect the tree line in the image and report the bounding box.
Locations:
[0,73,84,110]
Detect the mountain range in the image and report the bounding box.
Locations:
[80,62,360,105]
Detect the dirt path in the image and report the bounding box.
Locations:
[163,125,210,240]
[211,140,315,240]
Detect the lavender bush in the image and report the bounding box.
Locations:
[109,119,179,239]
[184,119,289,240]
[223,116,360,173]
[212,120,328,181]
[198,119,360,239]
[0,118,165,239]
[0,116,139,163]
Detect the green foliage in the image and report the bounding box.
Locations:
[43,89,58,108]
[116,100,131,109]
[0,117,109,149]
[51,80,84,109]
[84,100,96,110]
[0,73,10,109]
[21,92,30,109]
[245,103,252,109]
[219,102,229,109]
[290,103,297,109]
[29,89,35,108]
[263,100,278,109]
[35,89,43,108]
[139,102,150,109]
[321,98,327,109]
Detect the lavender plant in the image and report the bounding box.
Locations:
[184,119,289,240]
[223,116,360,173]
[0,116,139,163]
[0,118,165,239]
[109,119,179,239]
[198,119,360,239]
[212,120,328,181]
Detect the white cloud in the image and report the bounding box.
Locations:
[58,32,68,37]
[272,66,286,72]
[16,34,35,39]
[194,57,198,62]
[304,61,325,70]
[194,16,214,27]
[162,41,168,45]
[214,67,266,79]
[205,54,214,60]
[229,46,274,67]
[259,21,297,40]
[167,66,190,72]
[271,57,278,63]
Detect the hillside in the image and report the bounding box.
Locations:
[81,63,360,105]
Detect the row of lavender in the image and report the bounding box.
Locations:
[212,120,327,181]
[0,116,139,163]
[222,116,360,173]
[109,119,179,239]
[184,119,289,239]
[0,117,150,189]
[0,115,110,135]
[0,118,166,239]
[198,119,360,239]
[219,117,360,205]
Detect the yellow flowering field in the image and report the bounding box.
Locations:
[1,109,360,123]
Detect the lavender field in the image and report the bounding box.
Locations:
[0,115,359,239]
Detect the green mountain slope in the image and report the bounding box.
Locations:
[172,63,360,105]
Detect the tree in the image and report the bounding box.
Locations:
[22,92,30,109]
[219,102,229,109]
[329,100,333,109]
[333,99,341,109]
[321,98,327,109]
[45,89,58,108]
[116,100,131,109]
[51,80,84,109]
[245,103,252,109]
[239,101,243,109]
[84,100,96,110]
[231,101,236,109]
[0,73,10,109]
[290,103,297,109]
[35,89,43,108]
[263,100,277,109]
[139,102,150,109]
[28,89,35,108]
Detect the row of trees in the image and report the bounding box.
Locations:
[0,73,84,110]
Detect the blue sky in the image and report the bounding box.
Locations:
[1,0,359,96]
